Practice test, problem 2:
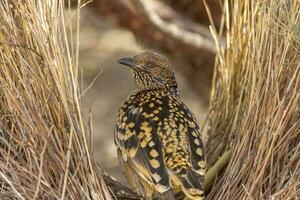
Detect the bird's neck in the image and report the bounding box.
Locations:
[136,85,179,96]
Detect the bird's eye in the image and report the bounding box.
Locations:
[146,61,156,69]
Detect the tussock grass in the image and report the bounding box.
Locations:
[0,0,299,199]
[206,0,300,199]
[0,1,110,199]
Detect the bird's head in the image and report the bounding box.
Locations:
[117,51,177,91]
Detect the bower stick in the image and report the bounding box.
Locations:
[183,149,233,200]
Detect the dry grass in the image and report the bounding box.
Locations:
[0,1,111,199]
[206,0,300,199]
[0,0,300,199]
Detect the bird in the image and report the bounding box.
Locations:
[115,51,206,200]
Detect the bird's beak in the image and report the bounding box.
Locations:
[117,57,139,70]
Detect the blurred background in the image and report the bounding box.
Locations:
[76,0,221,183]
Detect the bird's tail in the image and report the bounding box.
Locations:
[173,168,205,200]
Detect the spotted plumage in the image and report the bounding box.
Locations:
[115,51,206,200]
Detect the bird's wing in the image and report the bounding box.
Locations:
[185,116,206,176]
[169,100,206,199]
[115,104,171,194]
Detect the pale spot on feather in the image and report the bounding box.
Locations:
[141,121,149,126]
[145,135,152,142]
[140,122,153,133]
[149,103,155,108]
[198,160,206,168]
[148,141,155,147]
[123,130,135,140]
[121,122,126,128]
[152,173,161,182]
[154,184,169,193]
[125,122,135,128]
[138,132,145,139]
[196,148,203,156]
[150,149,159,157]
[188,121,196,128]
[194,138,200,145]
[140,140,147,148]
[199,168,205,176]
[192,131,198,137]
[150,159,160,168]
[131,107,139,115]
[153,116,159,121]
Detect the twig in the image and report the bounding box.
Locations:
[183,149,232,200]
[135,0,216,53]
[204,149,232,192]
[0,171,26,200]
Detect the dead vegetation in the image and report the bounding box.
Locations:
[0,0,299,199]
[206,0,300,199]
[0,1,110,199]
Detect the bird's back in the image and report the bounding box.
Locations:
[115,89,206,199]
